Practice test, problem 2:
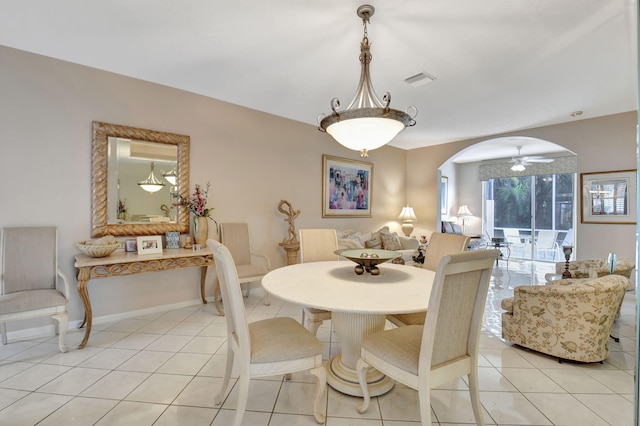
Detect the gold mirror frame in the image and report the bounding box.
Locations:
[91,121,190,237]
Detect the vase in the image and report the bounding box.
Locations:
[193,216,208,245]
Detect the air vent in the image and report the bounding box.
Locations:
[404,72,436,87]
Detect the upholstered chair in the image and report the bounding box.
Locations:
[387,232,470,327]
[218,223,271,314]
[207,239,326,426]
[357,249,499,426]
[298,229,339,335]
[0,227,69,352]
[501,274,629,362]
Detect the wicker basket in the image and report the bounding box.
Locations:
[77,242,120,258]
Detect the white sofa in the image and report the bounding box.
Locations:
[336,226,419,264]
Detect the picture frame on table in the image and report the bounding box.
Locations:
[322,155,373,218]
[580,169,637,224]
[136,235,163,255]
[124,239,137,252]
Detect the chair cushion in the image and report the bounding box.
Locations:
[390,311,426,326]
[304,307,330,315]
[235,264,269,281]
[249,317,323,363]
[361,325,423,375]
[0,289,66,315]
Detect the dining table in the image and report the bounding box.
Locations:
[261,260,435,397]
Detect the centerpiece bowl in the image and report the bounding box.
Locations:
[335,249,402,275]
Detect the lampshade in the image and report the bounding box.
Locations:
[511,163,526,172]
[318,5,416,157]
[457,205,472,216]
[397,205,418,237]
[162,168,177,186]
[397,205,418,222]
[138,162,165,193]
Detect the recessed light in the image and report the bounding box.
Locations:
[405,72,436,87]
[570,111,583,117]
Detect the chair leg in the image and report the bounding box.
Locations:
[418,387,433,426]
[356,358,371,414]
[468,372,485,426]
[232,375,250,426]
[51,312,69,352]
[216,350,235,406]
[306,318,323,336]
[309,365,326,424]
[0,323,7,345]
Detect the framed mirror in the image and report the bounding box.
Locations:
[91,121,190,237]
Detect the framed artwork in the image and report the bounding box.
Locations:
[136,235,163,255]
[580,169,637,224]
[441,176,448,215]
[322,155,373,217]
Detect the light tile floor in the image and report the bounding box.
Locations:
[0,260,635,425]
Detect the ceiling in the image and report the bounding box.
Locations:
[0,1,637,160]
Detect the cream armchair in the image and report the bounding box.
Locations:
[501,275,629,363]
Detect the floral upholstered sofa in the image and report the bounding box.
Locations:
[336,226,419,264]
[554,257,635,279]
[501,274,630,363]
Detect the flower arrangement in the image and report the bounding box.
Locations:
[178,182,218,227]
[117,199,127,214]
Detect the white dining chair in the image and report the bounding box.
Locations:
[207,239,326,426]
[298,229,339,335]
[387,232,469,327]
[0,226,69,352]
[357,249,499,426]
[218,223,271,312]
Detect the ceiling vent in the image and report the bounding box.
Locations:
[404,72,436,87]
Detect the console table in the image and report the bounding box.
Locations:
[74,248,214,349]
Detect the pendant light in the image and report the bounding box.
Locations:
[318,5,417,157]
[138,161,166,193]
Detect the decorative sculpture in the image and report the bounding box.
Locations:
[278,200,301,244]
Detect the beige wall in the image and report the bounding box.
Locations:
[0,46,407,328]
[1,45,637,333]
[407,112,638,260]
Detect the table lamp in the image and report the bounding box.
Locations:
[397,205,418,236]
[457,205,472,234]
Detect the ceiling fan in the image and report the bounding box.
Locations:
[510,146,554,171]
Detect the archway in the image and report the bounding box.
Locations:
[438,136,577,261]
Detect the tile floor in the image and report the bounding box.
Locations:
[0,260,636,425]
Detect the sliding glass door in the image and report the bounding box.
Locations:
[483,173,575,261]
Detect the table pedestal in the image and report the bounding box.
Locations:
[328,312,394,396]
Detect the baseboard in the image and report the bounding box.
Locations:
[4,297,209,343]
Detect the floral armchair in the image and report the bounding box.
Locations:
[501,275,629,363]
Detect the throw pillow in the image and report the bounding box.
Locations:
[380,232,402,251]
[365,238,382,249]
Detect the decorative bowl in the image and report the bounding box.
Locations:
[335,249,402,275]
[77,238,120,258]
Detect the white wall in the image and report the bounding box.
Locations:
[0,46,408,330]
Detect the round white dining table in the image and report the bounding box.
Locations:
[262,260,435,397]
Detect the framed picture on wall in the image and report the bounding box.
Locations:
[441,176,448,215]
[322,155,373,217]
[580,169,637,224]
